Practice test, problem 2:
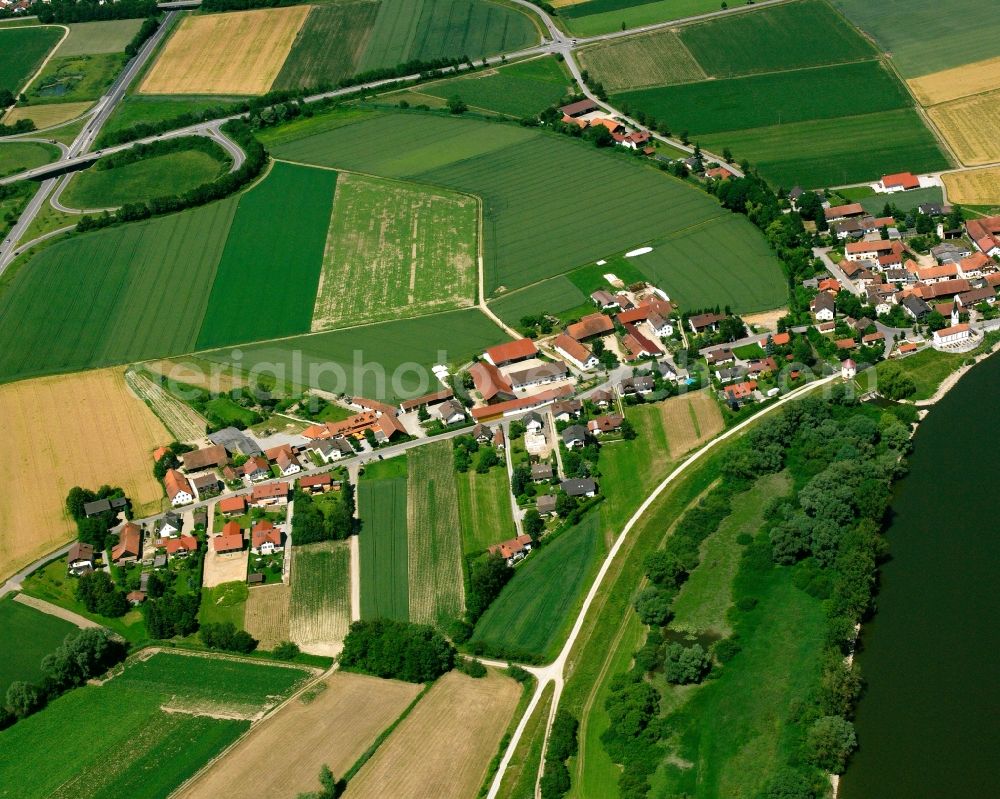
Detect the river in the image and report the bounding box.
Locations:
[840,354,1000,798]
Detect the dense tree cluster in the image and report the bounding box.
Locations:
[124,16,159,58]
[540,709,578,799]
[292,483,355,545]
[600,672,662,799]
[144,591,200,639]
[35,0,156,23]
[201,621,258,653]
[2,628,125,728]
[153,441,194,480]
[340,619,454,683]
[465,553,513,624]
[76,571,129,618]
[66,485,129,551]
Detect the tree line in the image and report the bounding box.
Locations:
[34,0,157,23]
[340,619,455,683]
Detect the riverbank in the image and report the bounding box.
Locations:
[913,336,1000,406]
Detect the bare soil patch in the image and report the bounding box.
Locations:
[139,7,308,95]
[203,549,249,588]
[0,368,168,581]
[245,582,291,650]
[345,669,520,799]
[176,671,422,799]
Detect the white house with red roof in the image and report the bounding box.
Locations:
[878,172,920,193]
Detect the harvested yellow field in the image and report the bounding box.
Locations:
[0,368,168,581]
[577,30,706,91]
[139,7,308,95]
[550,0,588,6]
[659,389,724,459]
[346,669,521,799]
[942,167,1000,205]
[176,671,422,799]
[909,55,1000,106]
[2,101,91,128]
[927,89,1000,165]
[245,582,291,650]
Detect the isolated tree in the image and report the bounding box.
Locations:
[663,642,710,684]
[523,509,544,541]
[446,95,467,114]
[805,715,857,773]
[4,681,44,719]
[633,586,672,626]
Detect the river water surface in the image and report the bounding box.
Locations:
[840,354,1000,798]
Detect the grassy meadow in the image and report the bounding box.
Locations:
[25,53,125,104]
[0,197,237,384]
[196,161,336,349]
[0,141,60,178]
[471,512,605,661]
[0,652,310,799]
[0,596,76,696]
[457,465,517,555]
[61,144,230,210]
[358,476,410,621]
[0,26,62,95]
[577,30,706,92]
[58,19,144,56]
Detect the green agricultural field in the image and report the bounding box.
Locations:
[0,198,237,384]
[488,275,589,329]
[358,0,539,72]
[614,60,911,137]
[559,0,719,37]
[60,143,229,210]
[273,1,380,90]
[200,581,248,627]
[0,595,76,696]
[198,309,508,402]
[0,652,309,799]
[457,465,517,555]
[0,26,62,94]
[99,95,243,144]
[472,512,605,661]
[670,471,790,637]
[679,0,876,77]
[419,56,572,117]
[25,53,125,104]
[406,441,464,624]
[311,172,477,331]
[358,476,409,621]
[196,161,336,349]
[0,140,60,178]
[290,540,351,645]
[57,19,144,56]
[254,106,378,149]
[577,30,706,92]
[831,0,1000,77]
[698,108,949,189]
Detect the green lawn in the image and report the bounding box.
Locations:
[698,109,950,189]
[198,308,509,403]
[471,512,606,662]
[615,60,910,137]
[457,465,517,555]
[204,396,258,427]
[0,140,60,178]
[199,581,248,628]
[670,471,790,636]
[877,348,964,401]
[560,0,720,37]
[419,56,572,117]
[859,185,943,213]
[61,144,229,210]
[58,19,144,56]
[0,197,237,384]
[358,476,409,621]
[25,53,125,104]
[195,161,337,349]
[0,26,62,94]
[360,456,408,481]
[679,0,876,77]
[273,1,379,89]
[831,0,1000,77]
[19,559,148,644]
[358,0,539,72]
[0,595,76,696]
[0,652,309,799]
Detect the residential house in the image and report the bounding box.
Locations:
[508,362,569,390]
[469,360,516,403]
[111,522,142,564]
[591,290,619,309]
[589,388,614,407]
[218,495,246,515]
[530,463,553,482]
[213,521,244,555]
[561,478,597,498]
[706,347,734,366]
[309,437,354,463]
[484,338,538,368]
[251,520,283,555]
[162,536,197,558]
[588,414,623,435]
[965,216,1000,256]
[536,494,557,516]
[716,366,744,383]
[488,534,533,566]
[862,331,886,346]
[901,294,931,320]
[562,424,587,449]
[617,130,651,150]
[957,252,992,279]
[845,239,899,262]
[436,399,467,425]
[723,380,758,405]
[878,172,920,192]
[811,292,836,322]
[553,333,599,371]
[619,376,655,396]
[622,323,661,360]
[958,286,996,307]
[933,323,972,346]
[250,481,290,507]
[243,456,270,481]
[181,445,228,472]
[126,591,146,606]
[566,313,615,341]
[472,423,494,442]
[824,203,865,222]
[836,338,857,351]
[156,511,182,538]
[646,312,673,337]
[745,357,777,379]
[916,263,959,284]
[523,411,545,433]
[866,284,896,316]
[551,399,583,421]
[192,472,222,499]
[299,473,333,493]
[67,542,94,575]
[469,385,573,421]
[164,469,194,507]
[688,312,725,334]
[657,358,688,383]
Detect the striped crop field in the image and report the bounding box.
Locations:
[290,540,352,649]
[358,476,409,621]
[406,441,464,625]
